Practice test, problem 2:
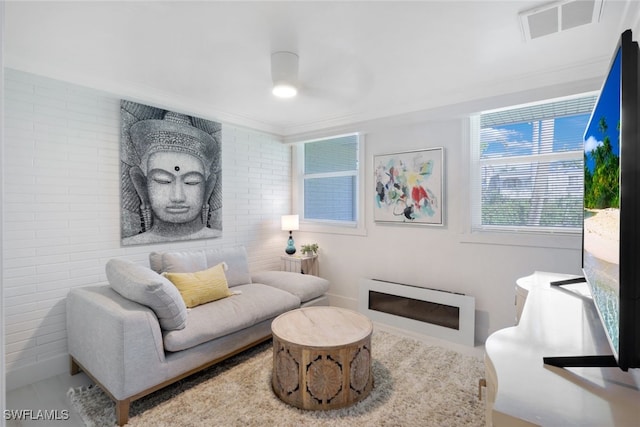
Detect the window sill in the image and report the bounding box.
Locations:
[459,230,581,250]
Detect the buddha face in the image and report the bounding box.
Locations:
[146,151,206,225]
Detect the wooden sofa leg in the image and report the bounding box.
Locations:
[70,357,81,375]
[116,399,130,426]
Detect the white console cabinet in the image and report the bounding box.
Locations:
[484,271,640,426]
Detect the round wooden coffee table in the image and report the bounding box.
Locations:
[271,306,373,410]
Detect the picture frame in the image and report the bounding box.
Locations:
[120,100,223,246]
[373,147,444,225]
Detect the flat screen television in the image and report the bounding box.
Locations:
[581,29,640,371]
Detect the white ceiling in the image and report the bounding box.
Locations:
[5,1,640,138]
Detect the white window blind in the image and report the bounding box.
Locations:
[302,134,359,224]
[471,95,597,233]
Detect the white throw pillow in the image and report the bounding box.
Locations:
[106,258,188,330]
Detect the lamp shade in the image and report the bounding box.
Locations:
[271,51,299,98]
[281,214,299,231]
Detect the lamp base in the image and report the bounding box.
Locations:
[285,235,296,255]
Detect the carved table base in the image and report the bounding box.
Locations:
[271,307,373,410]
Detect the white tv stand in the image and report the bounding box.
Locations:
[484,271,640,426]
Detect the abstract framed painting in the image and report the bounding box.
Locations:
[374,147,444,225]
[120,100,223,245]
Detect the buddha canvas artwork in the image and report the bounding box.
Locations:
[120,100,222,245]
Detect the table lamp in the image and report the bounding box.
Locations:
[281,215,299,255]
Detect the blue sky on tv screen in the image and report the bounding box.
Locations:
[584,48,622,172]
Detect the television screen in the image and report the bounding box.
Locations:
[583,46,621,357]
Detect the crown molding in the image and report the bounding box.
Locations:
[281,55,609,140]
[4,59,286,139]
[6,50,611,143]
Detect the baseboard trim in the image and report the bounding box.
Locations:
[326,293,357,311]
[5,353,69,391]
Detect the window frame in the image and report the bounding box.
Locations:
[463,94,597,248]
[292,132,366,236]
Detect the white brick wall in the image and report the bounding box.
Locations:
[2,69,292,389]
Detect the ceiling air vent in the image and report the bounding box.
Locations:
[519,0,604,41]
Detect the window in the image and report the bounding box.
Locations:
[295,133,364,232]
[470,95,597,234]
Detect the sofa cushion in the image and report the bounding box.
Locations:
[105,258,188,330]
[149,246,251,287]
[163,283,300,352]
[251,271,329,303]
[162,262,234,308]
[153,251,207,275]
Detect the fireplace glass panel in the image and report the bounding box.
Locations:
[368,290,460,330]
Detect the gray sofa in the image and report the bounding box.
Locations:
[66,246,329,426]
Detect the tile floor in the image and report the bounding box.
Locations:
[6,371,92,427]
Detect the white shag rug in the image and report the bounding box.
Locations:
[68,330,485,426]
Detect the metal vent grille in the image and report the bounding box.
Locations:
[519,0,604,41]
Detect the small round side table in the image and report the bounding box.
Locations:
[271,306,373,410]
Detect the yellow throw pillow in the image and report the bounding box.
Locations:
[162,262,234,308]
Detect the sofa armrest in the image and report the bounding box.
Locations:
[66,285,168,400]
